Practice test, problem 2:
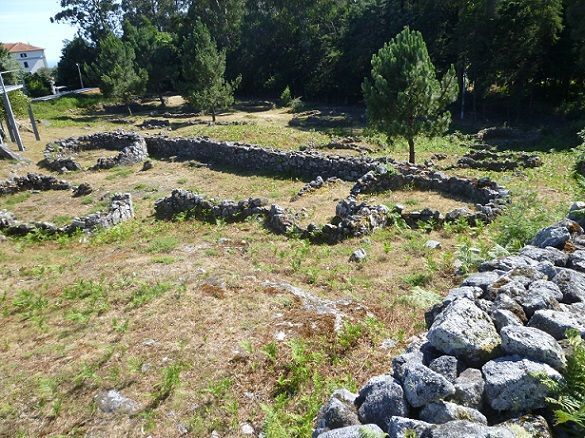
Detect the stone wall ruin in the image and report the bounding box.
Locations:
[36,131,511,242]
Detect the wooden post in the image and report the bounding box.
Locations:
[28,103,40,141]
[0,73,24,151]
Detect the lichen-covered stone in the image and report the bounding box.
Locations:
[430,421,514,438]
[401,363,455,408]
[316,424,385,438]
[419,400,487,425]
[528,308,585,339]
[482,356,562,412]
[427,298,501,365]
[500,325,566,370]
[449,368,485,410]
[387,417,433,438]
[354,375,408,431]
[429,356,459,383]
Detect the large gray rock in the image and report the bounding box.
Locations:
[500,325,566,370]
[427,298,501,365]
[499,415,553,438]
[479,255,537,273]
[568,250,585,272]
[354,375,408,431]
[531,225,571,249]
[95,389,140,415]
[316,424,385,438]
[429,356,459,383]
[528,308,585,339]
[449,368,485,410]
[519,245,568,266]
[419,400,487,425]
[387,416,434,438]
[392,351,423,382]
[515,280,563,317]
[492,309,523,332]
[482,356,562,412]
[462,271,501,291]
[349,248,367,263]
[568,202,585,228]
[500,265,547,287]
[553,268,585,303]
[402,363,455,408]
[313,397,360,436]
[492,292,528,323]
[430,421,514,438]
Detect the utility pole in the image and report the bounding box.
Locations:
[76,63,84,89]
[0,70,24,151]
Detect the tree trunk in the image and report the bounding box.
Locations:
[127,104,133,116]
[408,137,415,164]
[211,107,216,123]
[158,94,166,108]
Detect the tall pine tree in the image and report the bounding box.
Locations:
[362,27,458,164]
[91,33,147,114]
[180,20,240,122]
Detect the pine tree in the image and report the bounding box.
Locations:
[362,26,458,164]
[91,33,147,115]
[180,20,240,122]
[123,19,179,107]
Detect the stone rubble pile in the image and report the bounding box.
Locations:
[42,131,148,171]
[0,193,134,236]
[291,176,341,201]
[0,173,71,196]
[313,203,585,438]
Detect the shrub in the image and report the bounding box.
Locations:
[0,90,30,119]
[542,329,585,435]
[290,97,305,113]
[24,70,53,98]
[280,86,293,107]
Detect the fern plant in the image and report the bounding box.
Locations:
[542,329,585,434]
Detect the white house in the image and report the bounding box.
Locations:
[2,42,48,74]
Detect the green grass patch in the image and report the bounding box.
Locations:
[147,236,179,253]
[129,282,173,307]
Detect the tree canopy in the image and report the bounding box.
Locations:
[52,0,585,117]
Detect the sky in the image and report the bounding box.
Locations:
[0,0,77,67]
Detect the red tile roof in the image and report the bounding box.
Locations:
[3,42,44,53]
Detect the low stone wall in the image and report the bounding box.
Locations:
[42,131,148,172]
[351,166,510,226]
[313,203,585,438]
[0,173,71,196]
[144,135,383,181]
[457,150,543,172]
[0,193,134,236]
[154,189,391,243]
[291,176,341,201]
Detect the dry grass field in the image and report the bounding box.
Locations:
[0,96,582,437]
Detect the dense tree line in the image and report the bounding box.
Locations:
[53,0,585,116]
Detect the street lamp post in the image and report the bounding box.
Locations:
[76,63,84,89]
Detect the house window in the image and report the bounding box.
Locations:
[23,61,29,68]
[20,53,27,58]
